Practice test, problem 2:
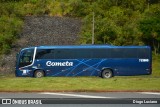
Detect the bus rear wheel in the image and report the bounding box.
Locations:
[101,69,113,78]
[34,70,44,78]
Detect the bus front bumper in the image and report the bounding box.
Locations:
[15,69,33,77]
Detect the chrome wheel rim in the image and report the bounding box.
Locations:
[104,71,111,78]
[36,72,43,78]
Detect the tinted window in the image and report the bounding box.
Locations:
[109,48,124,58]
[55,49,74,59]
[19,49,34,67]
[54,49,91,59]
[137,48,150,58]
[36,49,55,59]
[122,48,138,58]
[91,49,110,58]
[74,49,91,58]
[104,48,138,58]
[35,48,150,59]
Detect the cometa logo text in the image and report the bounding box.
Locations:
[46,61,73,66]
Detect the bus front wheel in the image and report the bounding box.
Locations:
[101,69,113,78]
[34,70,44,78]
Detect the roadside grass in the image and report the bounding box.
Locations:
[0,76,160,92]
[0,55,159,92]
[152,54,160,77]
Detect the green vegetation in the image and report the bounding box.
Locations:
[0,0,160,54]
[152,54,160,76]
[0,76,160,92]
[0,55,159,92]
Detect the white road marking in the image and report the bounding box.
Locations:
[139,92,160,95]
[39,92,114,98]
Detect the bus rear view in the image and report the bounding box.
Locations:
[15,45,152,78]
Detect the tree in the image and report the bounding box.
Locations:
[139,4,160,54]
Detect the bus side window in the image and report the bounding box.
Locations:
[36,49,55,59]
[137,49,148,58]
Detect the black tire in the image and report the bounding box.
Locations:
[34,70,44,78]
[101,69,113,78]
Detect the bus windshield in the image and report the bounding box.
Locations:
[19,49,34,68]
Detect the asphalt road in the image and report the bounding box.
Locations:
[0,92,160,98]
[0,92,160,107]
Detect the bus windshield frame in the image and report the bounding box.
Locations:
[18,49,34,68]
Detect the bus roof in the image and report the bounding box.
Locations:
[23,45,150,50]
